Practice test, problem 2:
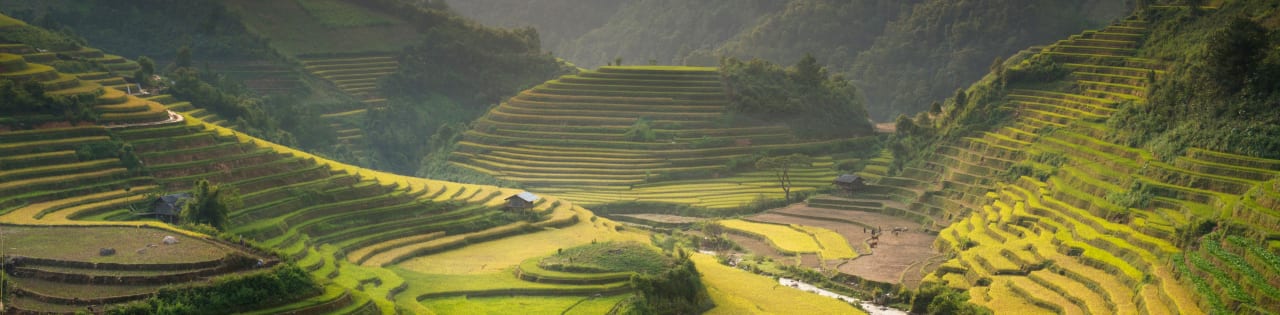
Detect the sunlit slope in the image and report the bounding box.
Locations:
[453,65,865,209]
[0,52,169,126]
[0,52,615,312]
[877,15,1280,315]
[0,58,288,313]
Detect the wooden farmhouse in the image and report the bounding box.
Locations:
[833,174,866,194]
[505,191,540,210]
[145,193,191,223]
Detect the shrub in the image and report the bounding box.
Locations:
[106,264,319,315]
[1002,54,1068,85]
[623,117,656,142]
[625,249,713,315]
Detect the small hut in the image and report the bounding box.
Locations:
[833,174,865,194]
[505,192,540,210]
[146,193,192,223]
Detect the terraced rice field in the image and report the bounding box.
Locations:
[0,48,642,312]
[298,54,399,155]
[421,295,630,315]
[536,160,840,210]
[452,65,867,209]
[719,219,858,261]
[0,107,639,313]
[885,16,1280,315]
[0,52,169,126]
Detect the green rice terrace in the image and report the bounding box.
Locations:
[2,1,1280,314]
[0,58,635,313]
[451,65,862,210]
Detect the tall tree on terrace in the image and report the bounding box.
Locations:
[180,179,242,231]
[756,153,813,203]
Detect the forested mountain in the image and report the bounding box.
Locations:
[449,0,1126,120]
[444,0,627,62]
[850,0,1127,120]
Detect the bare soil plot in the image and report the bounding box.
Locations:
[754,203,938,284]
[724,234,785,261]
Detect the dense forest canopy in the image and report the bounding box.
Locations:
[722,55,873,139]
[0,0,273,61]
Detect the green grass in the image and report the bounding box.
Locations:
[393,267,627,298]
[421,295,628,315]
[692,253,864,315]
[538,241,671,274]
[0,13,26,28]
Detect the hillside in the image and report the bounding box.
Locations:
[448,64,879,212]
[0,46,622,313]
[1,0,573,177]
[450,0,1124,120]
[5,1,1280,314]
[870,2,1280,313]
[0,12,859,314]
[447,2,1280,314]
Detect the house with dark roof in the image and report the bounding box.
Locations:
[833,174,865,194]
[505,191,540,210]
[145,193,191,223]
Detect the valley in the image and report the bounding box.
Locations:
[1,0,1278,314]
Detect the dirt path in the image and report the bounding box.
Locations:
[105,110,185,129]
[752,203,938,285]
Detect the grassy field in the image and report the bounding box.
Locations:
[692,253,865,314]
[393,268,623,298]
[0,12,26,27]
[396,214,645,274]
[422,294,628,315]
[0,225,227,264]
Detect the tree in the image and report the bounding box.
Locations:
[789,53,825,87]
[134,56,155,88]
[623,117,656,142]
[756,153,812,202]
[1187,0,1205,15]
[627,249,711,314]
[175,45,192,69]
[952,88,968,110]
[180,179,242,231]
[1204,16,1267,95]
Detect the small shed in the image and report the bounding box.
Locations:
[147,193,192,223]
[505,191,540,210]
[833,174,865,194]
